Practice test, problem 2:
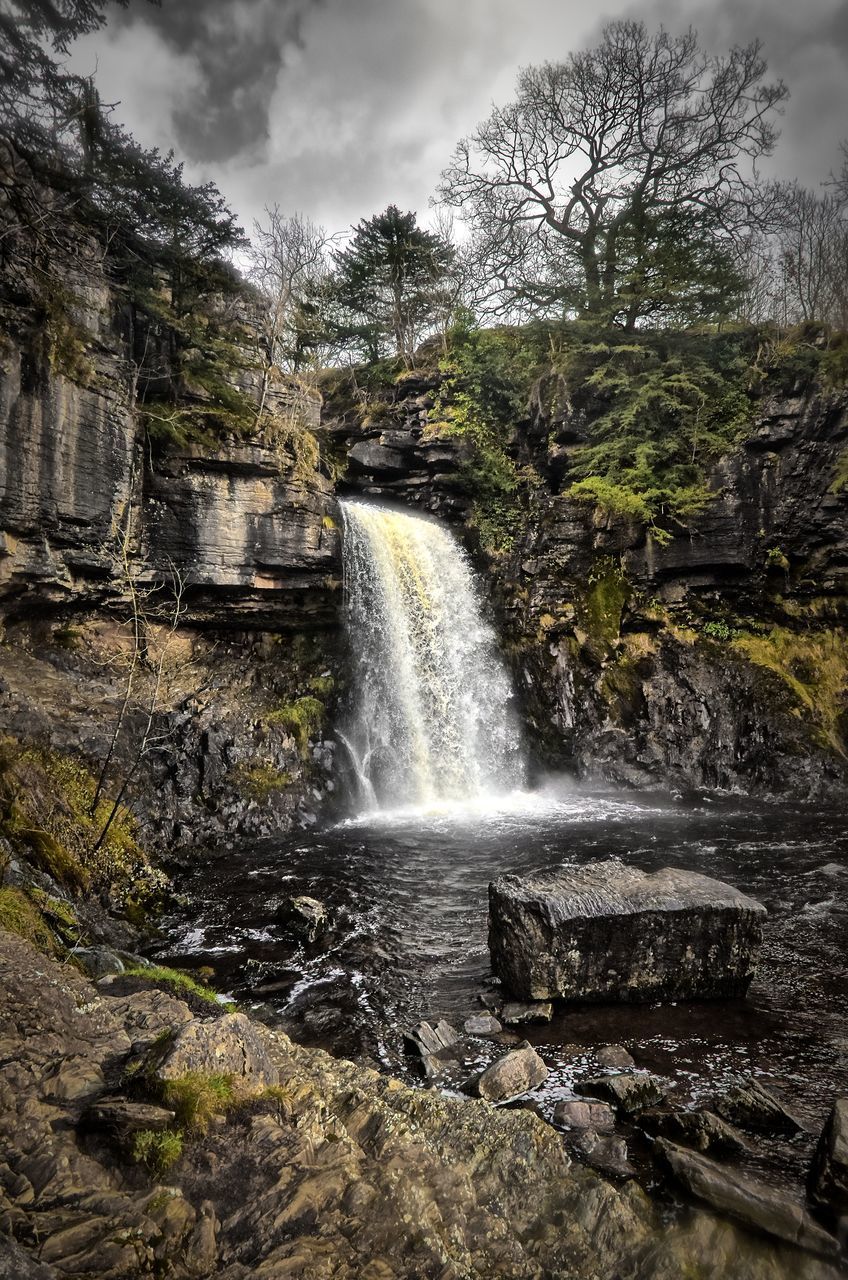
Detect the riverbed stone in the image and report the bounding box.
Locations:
[554,1099,616,1131]
[464,1014,502,1036]
[279,894,328,941]
[83,1098,176,1136]
[713,1078,804,1136]
[501,1000,554,1025]
[597,1044,636,1070]
[489,861,766,1003]
[641,1107,750,1156]
[657,1139,839,1257]
[583,1072,669,1114]
[572,1128,635,1178]
[808,1098,848,1227]
[474,1044,548,1103]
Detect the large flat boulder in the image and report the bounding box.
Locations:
[489,860,765,1003]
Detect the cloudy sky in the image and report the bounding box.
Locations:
[70,0,848,239]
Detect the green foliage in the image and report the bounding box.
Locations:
[326,205,454,363]
[266,696,325,756]
[161,1073,235,1134]
[231,764,294,801]
[0,887,56,954]
[830,449,848,495]
[132,1128,183,1177]
[702,620,737,642]
[562,332,755,533]
[15,827,90,893]
[765,546,790,573]
[122,964,222,1007]
[431,324,545,552]
[732,626,848,755]
[580,560,629,652]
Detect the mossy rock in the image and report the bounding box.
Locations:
[0,887,56,954]
[266,695,325,756]
[231,764,294,802]
[16,827,90,893]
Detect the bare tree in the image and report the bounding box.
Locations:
[249,206,332,383]
[438,21,787,327]
[773,182,847,325]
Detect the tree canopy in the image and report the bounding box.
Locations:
[327,205,455,364]
[439,22,787,328]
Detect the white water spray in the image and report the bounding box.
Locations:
[339,500,525,811]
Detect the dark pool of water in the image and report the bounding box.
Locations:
[150,781,848,1190]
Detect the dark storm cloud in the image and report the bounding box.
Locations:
[113,0,321,163]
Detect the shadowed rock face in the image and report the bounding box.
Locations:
[489,861,766,1003]
[0,928,842,1280]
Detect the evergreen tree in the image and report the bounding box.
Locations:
[328,206,455,364]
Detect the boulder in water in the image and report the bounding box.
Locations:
[473,1043,548,1103]
[582,1071,669,1115]
[712,1078,804,1136]
[463,1014,502,1036]
[278,895,328,942]
[488,860,765,1003]
[500,1000,553,1025]
[656,1140,839,1257]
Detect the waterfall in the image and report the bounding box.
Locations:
[339,499,525,812]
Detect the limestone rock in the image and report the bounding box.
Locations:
[657,1139,839,1257]
[83,1099,176,1135]
[475,1044,548,1103]
[583,1072,669,1114]
[489,861,766,1003]
[553,1099,616,1131]
[404,1018,460,1057]
[501,1000,553,1025]
[641,1107,750,1156]
[463,1014,502,1036]
[808,1098,848,1227]
[713,1078,804,1136]
[154,1012,279,1091]
[572,1128,635,1178]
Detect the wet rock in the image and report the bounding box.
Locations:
[404,1019,460,1057]
[279,894,328,942]
[657,1139,839,1257]
[154,1011,279,1091]
[572,1128,635,1178]
[83,1098,176,1136]
[641,1107,750,1156]
[0,1239,56,1279]
[597,1044,635,1070]
[501,1000,553,1025]
[73,947,125,980]
[493,1030,523,1048]
[489,861,766,1003]
[713,1078,804,1136]
[808,1098,848,1228]
[583,1071,669,1114]
[553,1099,616,1131]
[474,1043,548,1103]
[404,1019,464,1079]
[463,1013,502,1036]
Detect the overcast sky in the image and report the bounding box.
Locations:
[69,0,848,239]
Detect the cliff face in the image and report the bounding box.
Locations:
[0,207,344,850]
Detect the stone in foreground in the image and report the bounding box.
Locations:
[474,1044,548,1103]
[713,1077,804,1136]
[657,1140,838,1257]
[808,1098,848,1228]
[489,860,766,1003]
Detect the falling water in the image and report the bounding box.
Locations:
[339,499,525,811]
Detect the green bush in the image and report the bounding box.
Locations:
[132,1128,183,1176]
[162,1072,235,1134]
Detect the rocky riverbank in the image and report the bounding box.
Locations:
[0,927,844,1280]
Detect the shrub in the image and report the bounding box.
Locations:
[162,1072,235,1134]
[132,1128,183,1177]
